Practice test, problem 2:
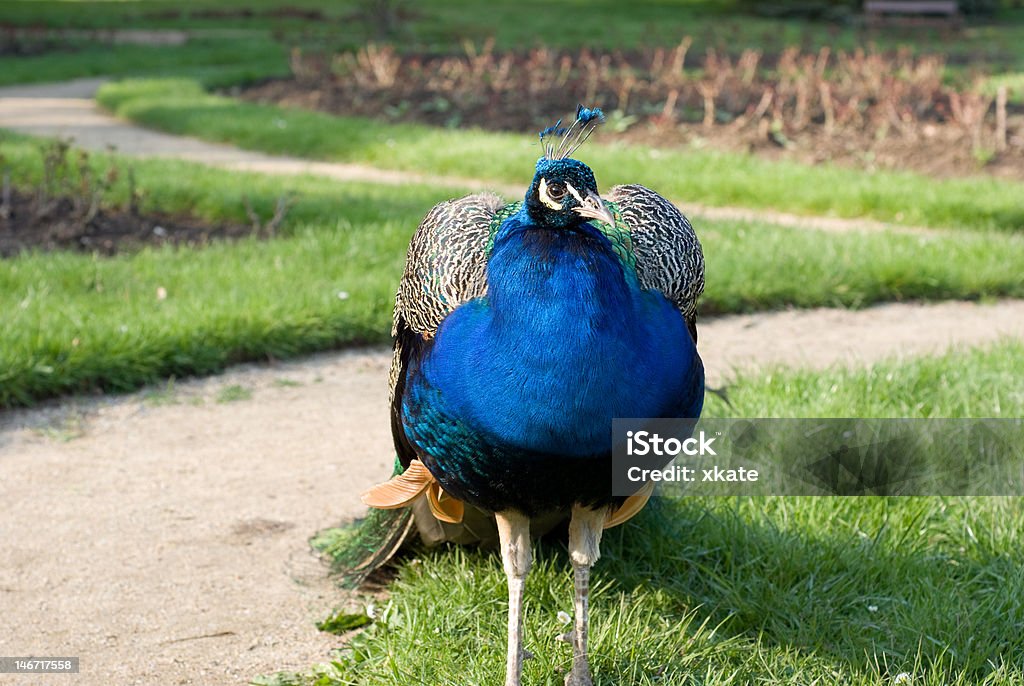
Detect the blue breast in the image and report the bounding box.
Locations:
[410,213,702,460]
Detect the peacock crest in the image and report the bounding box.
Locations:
[539,104,605,160]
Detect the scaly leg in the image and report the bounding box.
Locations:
[495,510,532,686]
[565,505,607,686]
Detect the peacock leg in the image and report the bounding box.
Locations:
[564,505,608,686]
[495,510,532,686]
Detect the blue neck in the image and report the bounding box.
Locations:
[487,212,639,343]
[418,211,700,456]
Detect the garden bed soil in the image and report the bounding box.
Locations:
[241,44,1024,180]
[0,188,253,257]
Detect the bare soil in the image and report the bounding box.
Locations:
[0,187,254,257]
[0,350,393,686]
[0,27,190,50]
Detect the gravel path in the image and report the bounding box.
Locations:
[0,78,939,235]
[2,78,1023,685]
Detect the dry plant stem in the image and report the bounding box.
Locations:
[739,49,760,84]
[661,88,679,124]
[996,85,1008,153]
[669,36,692,77]
[242,194,292,238]
[243,195,260,232]
[820,82,835,135]
[264,195,292,237]
[83,189,102,226]
[127,168,139,217]
[698,82,716,128]
[794,80,808,130]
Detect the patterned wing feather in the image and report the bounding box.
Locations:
[606,184,704,339]
[389,193,505,464]
[394,193,505,338]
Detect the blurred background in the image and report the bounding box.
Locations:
[3,0,1023,178]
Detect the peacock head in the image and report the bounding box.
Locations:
[526,106,615,229]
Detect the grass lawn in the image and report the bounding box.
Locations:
[294,342,1024,686]
[3,0,1024,65]
[3,4,1022,685]
[3,136,1023,408]
[97,79,1024,233]
[0,37,289,89]
[0,135,449,406]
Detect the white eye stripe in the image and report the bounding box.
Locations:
[538,177,564,210]
[565,182,585,204]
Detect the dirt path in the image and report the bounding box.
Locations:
[0,78,940,235]
[3,300,1024,685]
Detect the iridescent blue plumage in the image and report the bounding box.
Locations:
[540,104,606,160]
[394,150,703,685]
[401,203,702,514]
[575,104,604,125]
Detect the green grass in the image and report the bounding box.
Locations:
[0,37,289,89]
[216,384,253,403]
[3,0,1023,65]
[2,135,1023,408]
[984,71,1024,104]
[699,223,1024,314]
[2,0,1022,100]
[0,0,342,30]
[0,134,451,407]
[295,343,1024,685]
[97,78,1024,232]
[718,340,1024,418]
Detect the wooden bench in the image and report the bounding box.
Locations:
[864,0,963,28]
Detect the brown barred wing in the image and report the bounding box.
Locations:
[606,184,704,340]
[394,193,505,339]
[389,193,505,466]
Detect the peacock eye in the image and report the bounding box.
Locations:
[547,183,567,200]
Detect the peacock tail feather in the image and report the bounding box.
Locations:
[312,457,416,589]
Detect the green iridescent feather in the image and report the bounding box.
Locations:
[486,201,637,275]
[311,457,414,589]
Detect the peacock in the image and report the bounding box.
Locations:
[333,105,705,686]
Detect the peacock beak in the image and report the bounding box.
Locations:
[573,189,615,227]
